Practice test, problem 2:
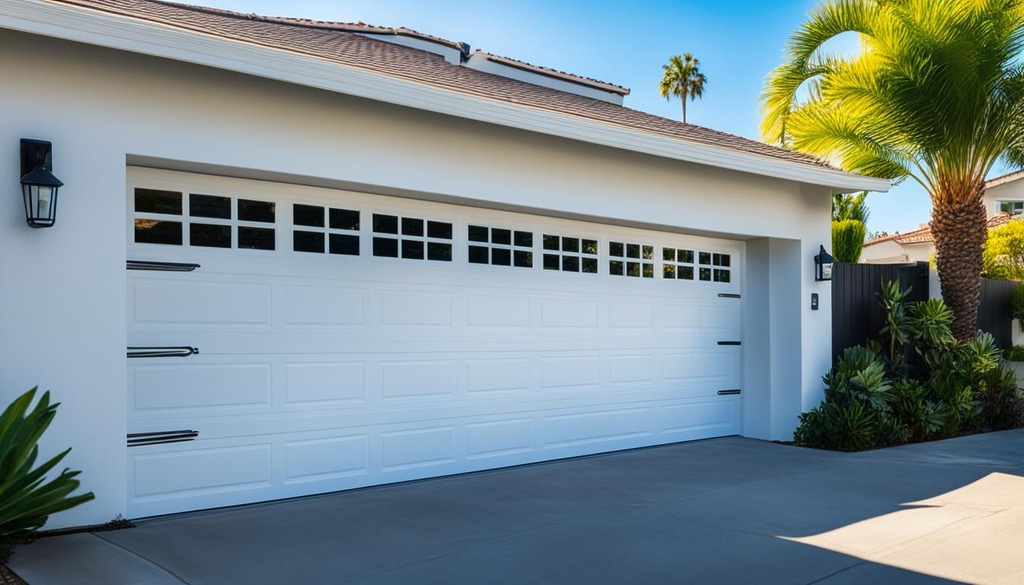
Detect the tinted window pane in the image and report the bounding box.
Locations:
[134,219,182,245]
[562,256,580,272]
[514,231,533,247]
[699,252,712,265]
[543,235,560,251]
[627,262,641,277]
[664,265,676,278]
[294,230,325,253]
[135,189,182,215]
[238,199,275,223]
[402,218,424,237]
[402,239,424,260]
[294,204,325,228]
[468,245,489,264]
[700,267,712,281]
[428,221,453,240]
[627,244,640,259]
[582,257,598,273]
[330,208,360,231]
[562,237,579,253]
[373,214,398,234]
[514,250,533,268]
[238,227,275,250]
[719,255,731,267]
[609,260,624,276]
[642,246,654,260]
[190,223,231,248]
[492,229,512,246]
[492,248,511,266]
[190,194,230,219]
[468,225,489,242]
[610,242,624,257]
[373,237,399,257]
[643,264,654,278]
[582,239,598,255]
[715,269,731,283]
[663,248,675,262]
[679,250,694,263]
[679,266,695,280]
[427,242,452,262]
[329,234,359,255]
[543,254,560,270]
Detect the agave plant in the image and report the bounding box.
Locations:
[0,388,94,560]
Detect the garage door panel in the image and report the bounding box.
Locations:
[283,362,367,404]
[127,169,745,518]
[132,279,273,326]
[132,363,272,411]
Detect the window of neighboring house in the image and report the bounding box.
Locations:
[997,200,1024,216]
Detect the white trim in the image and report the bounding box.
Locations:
[8,0,889,193]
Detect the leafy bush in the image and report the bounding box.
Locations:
[794,281,1024,451]
[0,388,94,561]
[1006,344,1024,362]
[982,219,1024,280]
[832,219,867,263]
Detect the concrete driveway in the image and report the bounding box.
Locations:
[12,431,1024,584]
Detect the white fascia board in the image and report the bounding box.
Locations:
[7,0,890,193]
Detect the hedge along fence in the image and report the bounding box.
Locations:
[831,262,1015,364]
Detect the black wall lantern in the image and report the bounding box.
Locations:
[815,244,835,281]
[20,139,64,228]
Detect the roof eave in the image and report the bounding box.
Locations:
[10,0,889,193]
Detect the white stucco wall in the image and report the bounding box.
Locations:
[0,29,834,527]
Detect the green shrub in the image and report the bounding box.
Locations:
[832,219,867,263]
[0,388,94,561]
[795,281,1024,451]
[982,219,1024,280]
[1006,345,1024,362]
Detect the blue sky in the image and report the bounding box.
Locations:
[196,0,1008,236]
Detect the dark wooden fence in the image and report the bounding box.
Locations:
[831,262,930,364]
[832,262,1018,364]
[979,278,1016,349]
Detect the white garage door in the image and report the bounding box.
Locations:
[126,168,743,518]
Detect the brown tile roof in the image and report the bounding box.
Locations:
[864,213,1016,246]
[46,0,834,170]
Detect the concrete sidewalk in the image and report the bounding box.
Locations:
[11,431,1024,584]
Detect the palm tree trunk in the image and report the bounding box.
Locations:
[931,188,986,340]
[682,97,687,124]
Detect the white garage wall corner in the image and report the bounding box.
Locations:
[0,115,128,524]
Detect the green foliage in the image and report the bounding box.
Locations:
[832,193,870,224]
[1011,284,1024,331]
[983,220,1024,281]
[832,219,867,263]
[0,388,94,561]
[1006,344,1024,362]
[659,53,706,124]
[795,281,1024,451]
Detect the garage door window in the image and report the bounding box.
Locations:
[662,247,695,280]
[542,234,598,273]
[133,188,278,250]
[293,204,360,255]
[373,214,452,261]
[609,241,654,278]
[468,225,533,267]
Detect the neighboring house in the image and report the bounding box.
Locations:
[984,169,1024,217]
[862,214,1015,264]
[0,0,886,527]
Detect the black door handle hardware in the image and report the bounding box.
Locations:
[127,346,199,358]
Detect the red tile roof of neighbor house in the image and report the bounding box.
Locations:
[46,0,834,170]
[864,213,1016,247]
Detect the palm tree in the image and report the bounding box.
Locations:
[760,0,1024,340]
[659,53,707,124]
